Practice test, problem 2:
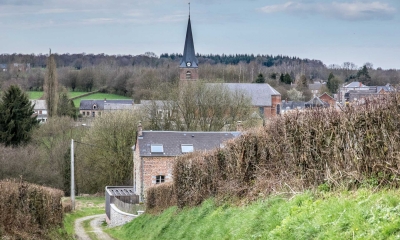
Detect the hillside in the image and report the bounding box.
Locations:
[106,189,400,239]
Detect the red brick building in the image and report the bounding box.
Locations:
[133,126,240,201]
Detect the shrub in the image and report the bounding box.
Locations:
[147,93,400,212]
[0,179,64,239]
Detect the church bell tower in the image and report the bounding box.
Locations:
[179,5,198,81]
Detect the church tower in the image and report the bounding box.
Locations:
[179,9,198,81]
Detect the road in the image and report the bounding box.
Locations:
[74,214,113,240]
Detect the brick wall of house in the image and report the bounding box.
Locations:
[264,95,282,118]
[142,156,175,197]
[134,135,175,201]
[180,67,199,81]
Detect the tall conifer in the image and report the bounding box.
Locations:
[44,50,58,117]
[0,85,39,146]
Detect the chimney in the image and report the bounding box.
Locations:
[137,121,143,137]
[237,121,243,132]
[359,82,362,87]
[104,98,107,103]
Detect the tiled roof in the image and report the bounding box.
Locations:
[137,131,240,157]
[79,100,133,110]
[208,83,281,107]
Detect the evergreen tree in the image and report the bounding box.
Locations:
[57,91,78,120]
[284,73,292,84]
[327,72,341,94]
[254,73,265,83]
[356,65,372,86]
[279,73,285,83]
[44,52,59,117]
[0,85,39,146]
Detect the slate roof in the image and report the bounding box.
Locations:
[79,100,133,110]
[137,131,240,157]
[30,100,47,110]
[179,16,198,68]
[309,82,324,91]
[208,83,280,107]
[305,97,329,108]
[344,82,367,88]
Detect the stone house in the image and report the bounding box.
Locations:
[79,99,134,117]
[207,83,282,118]
[30,100,48,123]
[133,126,240,201]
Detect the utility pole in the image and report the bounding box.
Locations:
[71,139,75,211]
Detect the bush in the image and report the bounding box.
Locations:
[147,93,400,212]
[0,179,64,239]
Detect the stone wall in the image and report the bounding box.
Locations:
[108,204,141,227]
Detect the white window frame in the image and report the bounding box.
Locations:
[151,144,164,153]
[181,144,194,153]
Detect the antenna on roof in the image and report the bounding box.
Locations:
[49,48,51,55]
[188,2,190,18]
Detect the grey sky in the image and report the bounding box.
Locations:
[0,0,399,69]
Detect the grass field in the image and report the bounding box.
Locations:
[106,188,400,240]
[27,91,43,99]
[27,91,131,107]
[73,93,131,107]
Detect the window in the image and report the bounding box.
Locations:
[82,112,85,116]
[92,111,95,117]
[39,110,42,114]
[151,144,164,153]
[186,71,191,79]
[276,104,281,115]
[93,104,97,110]
[259,107,264,116]
[156,175,165,184]
[181,144,194,153]
[87,111,89,116]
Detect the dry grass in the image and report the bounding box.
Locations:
[147,93,400,212]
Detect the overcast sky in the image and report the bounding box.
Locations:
[0,0,399,69]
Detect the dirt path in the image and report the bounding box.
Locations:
[74,214,113,240]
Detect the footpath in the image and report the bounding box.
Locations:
[74,214,113,240]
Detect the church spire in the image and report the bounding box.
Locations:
[180,3,198,68]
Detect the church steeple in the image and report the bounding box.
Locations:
[179,4,199,81]
[180,3,198,69]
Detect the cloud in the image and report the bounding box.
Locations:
[260,1,396,21]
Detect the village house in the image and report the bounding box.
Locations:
[133,125,241,201]
[79,99,134,117]
[30,99,48,123]
[338,82,394,104]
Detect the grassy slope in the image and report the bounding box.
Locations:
[72,93,131,107]
[28,91,44,99]
[106,189,400,240]
[27,91,131,106]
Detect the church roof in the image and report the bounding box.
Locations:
[180,16,198,68]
